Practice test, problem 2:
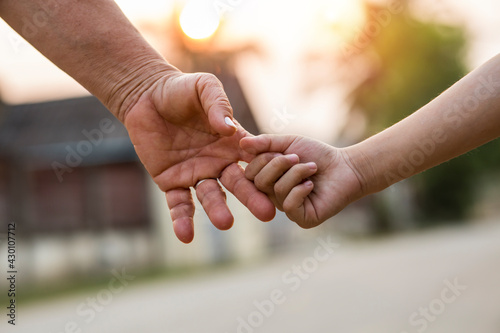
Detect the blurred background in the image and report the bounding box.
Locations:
[0,0,499,332]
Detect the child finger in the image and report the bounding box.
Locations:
[240,135,296,156]
[282,181,315,221]
[274,162,317,204]
[253,154,300,195]
[245,152,280,181]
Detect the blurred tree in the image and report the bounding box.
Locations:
[344,1,489,226]
[348,9,468,137]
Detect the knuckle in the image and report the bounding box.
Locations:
[217,96,232,109]
[270,155,289,169]
[232,176,250,201]
[244,165,255,180]
[223,163,239,180]
[294,216,317,229]
[260,152,276,165]
[282,199,295,213]
[244,168,255,181]
[274,182,286,197]
[246,153,275,180]
[291,164,307,178]
[254,175,272,193]
[170,202,194,220]
[253,176,265,190]
[204,188,225,205]
[296,221,314,229]
[251,157,266,172]
[198,72,222,88]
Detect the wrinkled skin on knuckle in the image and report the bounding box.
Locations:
[196,73,227,101]
[273,182,287,198]
[282,200,294,214]
[253,174,272,193]
[294,219,316,230]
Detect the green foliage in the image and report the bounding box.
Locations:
[413,154,475,224]
[347,4,490,223]
[351,8,468,136]
[414,138,500,223]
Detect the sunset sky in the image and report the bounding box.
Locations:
[1,0,500,141]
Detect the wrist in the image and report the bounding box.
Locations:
[341,142,389,197]
[103,58,180,123]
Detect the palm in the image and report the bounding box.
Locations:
[124,72,274,242]
[125,83,249,191]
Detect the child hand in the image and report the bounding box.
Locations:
[244,152,318,221]
[241,135,363,228]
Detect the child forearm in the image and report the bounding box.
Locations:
[346,53,500,195]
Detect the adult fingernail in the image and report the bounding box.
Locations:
[225,117,237,130]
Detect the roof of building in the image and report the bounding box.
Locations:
[0,75,260,169]
[0,96,135,168]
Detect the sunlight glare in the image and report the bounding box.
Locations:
[324,0,365,28]
[180,0,220,40]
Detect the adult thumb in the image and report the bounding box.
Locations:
[196,73,238,136]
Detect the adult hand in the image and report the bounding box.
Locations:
[124,71,275,243]
[0,0,276,243]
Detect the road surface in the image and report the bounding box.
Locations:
[3,221,500,333]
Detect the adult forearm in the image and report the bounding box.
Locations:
[0,0,176,122]
[347,53,500,195]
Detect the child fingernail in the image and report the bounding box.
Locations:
[305,180,313,187]
[286,154,299,163]
[306,162,317,170]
